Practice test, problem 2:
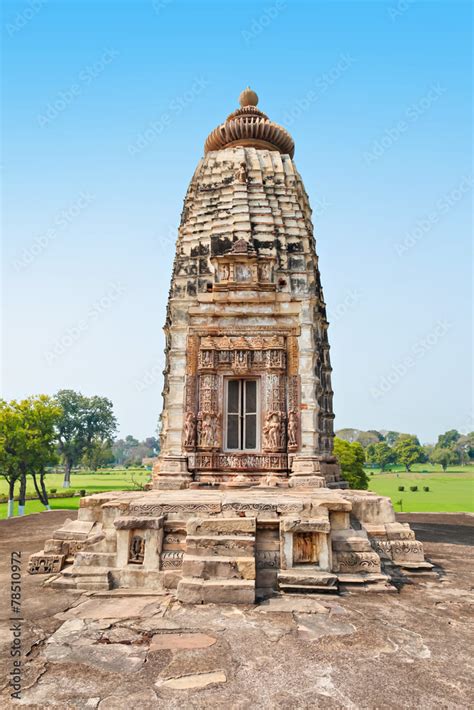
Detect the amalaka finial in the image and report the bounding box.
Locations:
[239,86,259,107]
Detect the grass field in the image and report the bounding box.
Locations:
[1,465,473,518]
[367,464,474,513]
[0,469,151,519]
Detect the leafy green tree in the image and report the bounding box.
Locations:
[83,440,115,471]
[56,390,117,487]
[334,437,368,489]
[0,400,22,517]
[456,432,474,464]
[384,431,402,446]
[356,430,384,448]
[437,429,460,449]
[0,396,60,516]
[429,445,459,471]
[366,442,397,471]
[393,435,424,472]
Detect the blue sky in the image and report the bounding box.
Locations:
[2,0,472,443]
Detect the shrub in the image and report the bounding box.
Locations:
[423,486,430,492]
[50,488,57,494]
[398,485,405,491]
[79,489,87,496]
[410,485,418,492]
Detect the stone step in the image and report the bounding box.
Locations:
[177,577,255,604]
[74,579,111,591]
[49,576,80,591]
[74,551,116,567]
[185,535,255,557]
[182,554,255,581]
[62,565,112,578]
[279,583,339,594]
[278,569,338,588]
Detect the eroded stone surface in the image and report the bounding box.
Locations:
[150,633,217,651]
[157,670,227,690]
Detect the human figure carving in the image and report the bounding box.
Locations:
[263,412,281,450]
[288,410,298,447]
[184,411,196,447]
[200,413,217,447]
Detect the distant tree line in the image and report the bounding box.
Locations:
[0,390,159,518]
[335,428,474,486]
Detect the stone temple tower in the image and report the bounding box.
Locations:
[155,88,343,490]
[29,89,431,601]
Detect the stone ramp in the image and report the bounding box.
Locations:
[177,517,256,603]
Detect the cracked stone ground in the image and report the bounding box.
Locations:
[0,512,473,709]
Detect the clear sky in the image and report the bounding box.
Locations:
[2,0,472,444]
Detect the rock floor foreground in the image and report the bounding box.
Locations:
[1,510,473,709]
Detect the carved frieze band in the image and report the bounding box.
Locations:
[188,452,288,471]
[160,551,183,570]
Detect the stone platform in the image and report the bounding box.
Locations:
[29,487,432,602]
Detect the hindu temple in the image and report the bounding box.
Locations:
[29,89,432,602]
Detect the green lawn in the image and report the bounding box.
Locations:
[367,465,474,513]
[1,465,473,519]
[0,469,151,519]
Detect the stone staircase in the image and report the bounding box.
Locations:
[177,517,256,604]
[50,535,117,592]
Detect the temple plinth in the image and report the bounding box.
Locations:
[28,90,433,602]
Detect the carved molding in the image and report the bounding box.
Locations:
[161,551,183,569]
[189,452,288,471]
[28,553,65,575]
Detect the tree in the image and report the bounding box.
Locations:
[334,437,368,489]
[0,396,60,516]
[83,440,114,471]
[0,400,22,517]
[429,445,459,471]
[335,428,360,443]
[384,431,402,447]
[456,432,474,465]
[357,430,384,448]
[393,435,424,471]
[144,437,160,455]
[111,435,158,467]
[366,442,397,471]
[437,429,460,449]
[56,390,117,487]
